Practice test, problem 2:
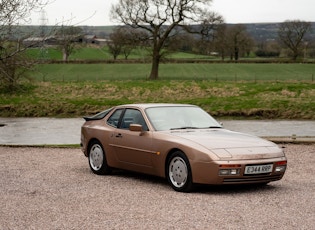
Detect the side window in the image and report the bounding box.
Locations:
[120,109,148,131]
[107,109,123,128]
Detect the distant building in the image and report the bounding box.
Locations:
[23,34,110,47]
[22,36,58,47]
[83,35,97,43]
[83,35,109,45]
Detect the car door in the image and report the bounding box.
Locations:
[111,108,154,169]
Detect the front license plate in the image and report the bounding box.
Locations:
[245,164,273,175]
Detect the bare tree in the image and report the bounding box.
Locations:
[195,12,224,55]
[163,33,193,54]
[0,41,30,89]
[214,23,227,60]
[226,24,254,61]
[110,0,221,80]
[107,28,123,60]
[107,27,144,60]
[56,26,83,62]
[278,20,312,61]
[120,27,147,60]
[308,40,315,58]
[0,0,46,90]
[255,40,281,58]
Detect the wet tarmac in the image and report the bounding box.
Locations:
[0,117,314,145]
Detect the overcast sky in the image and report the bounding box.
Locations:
[29,0,315,26]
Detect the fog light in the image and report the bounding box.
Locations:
[219,168,240,176]
[219,169,230,175]
[275,165,286,172]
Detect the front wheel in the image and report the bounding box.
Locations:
[88,140,111,175]
[166,151,193,192]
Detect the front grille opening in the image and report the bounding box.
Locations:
[223,175,282,183]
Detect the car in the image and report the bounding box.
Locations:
[81,104,287,192]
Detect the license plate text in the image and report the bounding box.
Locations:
[245,164,273,175]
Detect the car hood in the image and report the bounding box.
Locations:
[169,129,283,159]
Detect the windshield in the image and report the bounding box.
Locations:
[145,106,222,131]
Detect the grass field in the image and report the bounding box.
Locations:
[33,63,315,82]
[27,47,213,61]
[1,57,315,119]
[1,79,314,119]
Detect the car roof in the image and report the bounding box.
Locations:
[116,103,196,110]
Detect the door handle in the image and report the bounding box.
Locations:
[115,133,122,138]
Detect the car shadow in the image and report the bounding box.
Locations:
[100,169,281,194]
[195,183,280,194]
[108,169,170,189]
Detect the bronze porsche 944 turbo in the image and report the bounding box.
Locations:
[81,104,287,192]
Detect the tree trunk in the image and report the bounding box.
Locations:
[63,52,68,62]
[149,45,160,80]
[149,55,159,80]
[62,47,69,62]
[292,48,299,61]
[234,47,239,61]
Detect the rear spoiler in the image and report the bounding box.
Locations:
[83,108,113,121]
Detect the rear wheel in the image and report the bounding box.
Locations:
[88,140,111,175]
[167,151,193,192]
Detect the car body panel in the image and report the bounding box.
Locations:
[168,129,283,159]
[81,103,287,186]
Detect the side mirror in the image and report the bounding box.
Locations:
[129,124,143,132]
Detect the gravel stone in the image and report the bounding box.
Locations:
[0,144,314,229]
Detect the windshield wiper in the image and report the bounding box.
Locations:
[170,126,222,130]
[170,127,199,130]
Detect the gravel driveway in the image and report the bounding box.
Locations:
[1,144,314,230]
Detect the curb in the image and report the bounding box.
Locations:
[1,137,315,147]
[263,136,315,144]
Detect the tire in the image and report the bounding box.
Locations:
[88,140,111,175]
[166,151,194,192]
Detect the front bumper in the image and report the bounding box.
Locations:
[191,157,287,185]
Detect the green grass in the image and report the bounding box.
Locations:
[1,59,315,119]
[1,80,314,119]
[33,63,315,81]
[26,47,211,61]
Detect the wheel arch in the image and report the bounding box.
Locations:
[86,138,102,155]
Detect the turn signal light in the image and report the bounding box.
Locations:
[275,160,287,165]
[219,164,241,168]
